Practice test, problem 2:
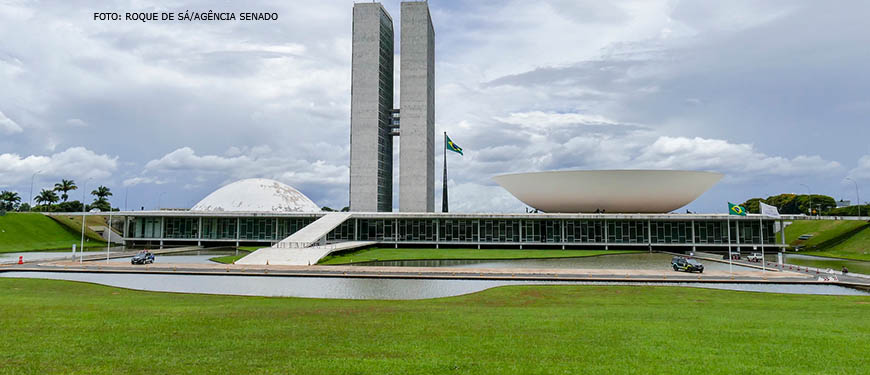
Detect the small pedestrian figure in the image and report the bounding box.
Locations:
[842,266,849,274]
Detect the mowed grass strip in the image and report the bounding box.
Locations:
[801,227,870,261]
[318,248,640,265]
[785,220,868,248]
[209,254,247,264]
[0,278,867,374]
[0,213,105,253]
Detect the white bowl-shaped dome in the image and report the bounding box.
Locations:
[492,170,722,213]
[191,178,319,212]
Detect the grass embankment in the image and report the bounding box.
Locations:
[319,248,640,265]
[786,220,870,261]
[0,213,105,253]
[209,254,247,264]
[0,278,867,374]
[802,227,870,261]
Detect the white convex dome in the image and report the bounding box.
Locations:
[191,178,319,212]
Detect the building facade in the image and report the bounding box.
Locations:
[119,211,784,252]
[350,1,435,213]
[399,1,436,212]
[350,3,395,212]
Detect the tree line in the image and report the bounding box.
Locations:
[740,193,867,216]
[0,179,114,213]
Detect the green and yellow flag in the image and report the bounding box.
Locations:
[728,202,747,216]
[445,134,463,155]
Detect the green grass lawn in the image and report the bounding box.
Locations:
[209,254,247,264]
[802,226,870,261]
[0,213,106,253]
[319,248,641,265]
[785,220,868,248]
[0,278,866,374]
[238,246,265,251]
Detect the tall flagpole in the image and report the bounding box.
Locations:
[442,132,448,213]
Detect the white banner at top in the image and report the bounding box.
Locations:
[760,202,781,218]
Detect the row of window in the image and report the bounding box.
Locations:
[131,217,777,244]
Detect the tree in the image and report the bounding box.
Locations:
[90,185,112,211]
[321,206,335,212]
[34,189,59,207]
[91,185,112,200]
[17,203,31,212]
[53,179,77,202]
[55,200,84,213]
[741,193,837,215]
[0,190,21,211]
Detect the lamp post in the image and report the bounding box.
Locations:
[80,177,93,263]
[29,170,42,210]
[799,183,813,216]
[845,177,861,218]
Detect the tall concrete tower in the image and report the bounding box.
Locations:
[399,1,435,212]
[350,3,394,212]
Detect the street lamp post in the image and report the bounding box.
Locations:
[845,178,861,217]
[799,183,813,216]
[29,170,42,210]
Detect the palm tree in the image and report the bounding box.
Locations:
[0,190,21,210]
[34,189,59,206]
[53,179,78,202]
[91,185,112,201]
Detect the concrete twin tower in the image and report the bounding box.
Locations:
[350,1,435,212]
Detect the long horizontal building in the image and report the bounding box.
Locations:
[109,211,788,251]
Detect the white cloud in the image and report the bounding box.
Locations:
[0,147,118,187]
[634,136,843,179]
[847,155,870,181]
[122,176,167,187]
[65,118,87,127]
[135,146,349,206]
[495,111,629,127]
[0,110,22,134]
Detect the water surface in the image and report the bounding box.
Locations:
[2,271,865,299]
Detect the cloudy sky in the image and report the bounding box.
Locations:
[1,0,868,213]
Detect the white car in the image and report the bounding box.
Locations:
[746,253,764,263]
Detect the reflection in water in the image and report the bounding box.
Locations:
[352,253,760,272]
[1,272,866,299]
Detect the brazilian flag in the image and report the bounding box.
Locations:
[728,202,747,216]
[446,134,463,155]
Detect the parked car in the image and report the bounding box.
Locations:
[672,257,704,273]
[131,251,155,265]
[746,253,764,263]
[797,234,813,240]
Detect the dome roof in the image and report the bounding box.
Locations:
[493,170,722,213]
[191,178,319,212]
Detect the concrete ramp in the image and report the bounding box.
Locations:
[277,212,352,248]
[235,241,375,266]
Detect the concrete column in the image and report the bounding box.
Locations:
[691,220,696,252]
[735,219,741,253]
[519,219,523,249]
[604,218,608,250]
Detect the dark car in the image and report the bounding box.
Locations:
[672,256,704,273]
[131,251,155,265]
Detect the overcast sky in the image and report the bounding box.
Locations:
[2,0,869,213]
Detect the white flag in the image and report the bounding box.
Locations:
[760,202,780,218]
